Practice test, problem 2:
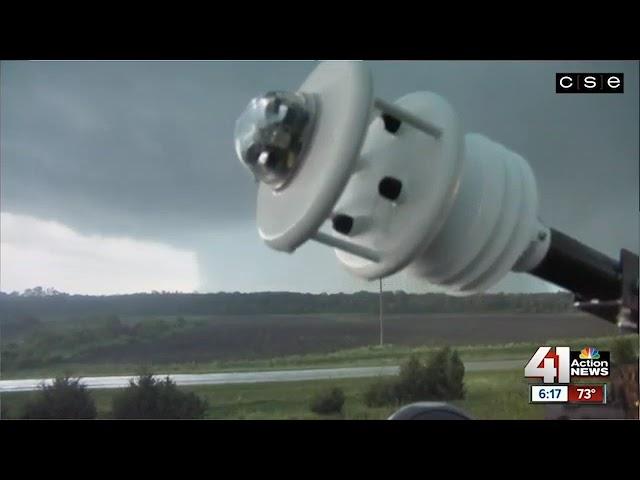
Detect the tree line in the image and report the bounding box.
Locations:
[0,289,576,321]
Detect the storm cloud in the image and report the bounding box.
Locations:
[1,60,637,294]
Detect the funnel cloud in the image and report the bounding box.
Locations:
[1,61,637,294]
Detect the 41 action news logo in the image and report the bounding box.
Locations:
[524,346,610,384]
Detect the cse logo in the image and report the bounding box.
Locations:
[556,73,624,93]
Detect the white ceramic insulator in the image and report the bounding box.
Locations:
[333,92,545,295]
[408,134,543,295]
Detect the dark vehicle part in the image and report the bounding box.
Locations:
[388,402,473,420]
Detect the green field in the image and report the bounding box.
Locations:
[2,310,633,421]
[1,311,619,380]
[1,368,543,420]
[2,333,633,380]
[3,334,634,420]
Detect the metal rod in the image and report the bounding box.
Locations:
[312,231,380,263]
[528,228,621,302]
[374,98,443,139]
[379,277,384,346]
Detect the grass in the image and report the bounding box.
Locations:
[2,333,634,380]
[1,368,543,420]
[3,311,619,376]
[2,332,631,420]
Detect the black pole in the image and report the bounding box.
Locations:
[528,228,622,301]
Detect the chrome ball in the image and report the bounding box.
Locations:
[234,91,316,190]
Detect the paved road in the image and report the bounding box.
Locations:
[0,359,523,393]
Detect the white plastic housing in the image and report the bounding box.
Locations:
[333,92,464,279]
[333,92,549,295]
[248,61,550,296]
[405,132,549,295]
[256,61,372,252]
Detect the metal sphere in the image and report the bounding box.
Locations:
[234,91,316,190]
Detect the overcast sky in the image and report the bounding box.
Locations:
[1,60,638,295]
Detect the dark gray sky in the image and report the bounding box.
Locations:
[1,61,638,294]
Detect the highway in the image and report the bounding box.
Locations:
[0,359,523,393]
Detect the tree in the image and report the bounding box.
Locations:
[611,337,639,365]
[362,347,465,407]
[19,315,41,328]
[111,374,208,419]
[363,378,400,407]
[423,346,465,400]
[105,314,128,337]
[395,355,432,403]
[310,387,346,415]
[22,286,45,297]
[21,377,97,419]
